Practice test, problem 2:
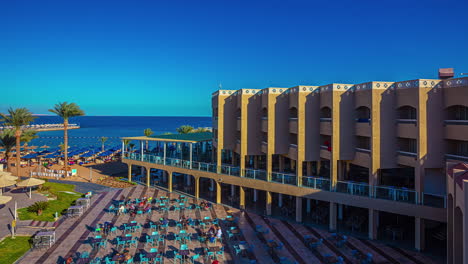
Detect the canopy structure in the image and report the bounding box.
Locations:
[0,176,17,195]
[16,177,45,199]
[0,171,18,181]
[22,153,38,159]
[0,195,12,205]
[122,132,213,143]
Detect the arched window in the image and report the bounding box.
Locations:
[446,105,468,120]
[397,106,417,120]
[289,107,298,119]
[320,107,331,119]
[356,106,371,122]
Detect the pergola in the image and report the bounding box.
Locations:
[121,132,213,166]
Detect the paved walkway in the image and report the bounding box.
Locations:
[16,185,441,264]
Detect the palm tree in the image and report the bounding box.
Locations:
[128,143,135,153]
[123,139,131,152]
[0,129,16,171]
[49,102,85,173]
[176,125,194,134]
[100,137,108,152]
[0,108,36,176]
[20,130,38,150]
[143,128,154,150]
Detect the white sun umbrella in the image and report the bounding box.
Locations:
[0,176,16,196]
[0,171,18,181]
[0,195,12,205]
[16,177,45,199]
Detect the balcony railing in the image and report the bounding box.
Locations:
[397,119,417,124]
[355,147,371,153]
[336,181,370,196]
[445,153,468,162]
[244,169,267,181]
[302,176,331,191]
[355,118,371,123]
[320,118,332,122]
[444,120,468,125]
[397,150,417,157]
[123,153,446,208]
[271,172,296,185]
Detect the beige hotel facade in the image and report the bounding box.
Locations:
[123,72,468,263]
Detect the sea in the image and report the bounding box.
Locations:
[28,116,212,149]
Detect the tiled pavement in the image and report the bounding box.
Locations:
[18,185,442,264]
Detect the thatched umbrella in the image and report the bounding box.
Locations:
[0,171,18,181]
[0,195,12,205]
[0,176,17,195]
[16,177,45,198]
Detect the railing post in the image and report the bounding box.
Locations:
[314,178,317,189]
[253,170,256,179]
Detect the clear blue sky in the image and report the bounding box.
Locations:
[2,0,467,116]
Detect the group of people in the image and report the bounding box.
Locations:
[199,200,212,210]
[203,224,223,243]
[117,196,153,216]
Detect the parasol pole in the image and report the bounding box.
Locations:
[14,201,17,220]
[29,187,32,199]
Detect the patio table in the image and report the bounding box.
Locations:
[208,246,220,252]
[120,236,132,242]
[76,258,90,264]
[146,252,159,259]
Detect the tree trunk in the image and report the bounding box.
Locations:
[15,129,21,177]
[64,119,68,173]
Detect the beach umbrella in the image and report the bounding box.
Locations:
[16,177,45,199]
[0,171,18,181]
[0,195,12,205]
[22,153,38,159]
[0,176,17,195]
[40,145,50,149]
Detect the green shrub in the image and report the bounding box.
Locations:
[26,201,49,215]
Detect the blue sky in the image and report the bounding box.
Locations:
[2,0,467,116]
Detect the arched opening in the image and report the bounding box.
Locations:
[445,105,468,121]
[289,107,298,119]
[356,106,371,122]
[397,105,417,120]
[320,107,332,121]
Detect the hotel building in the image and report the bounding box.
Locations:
[122,70,468,263]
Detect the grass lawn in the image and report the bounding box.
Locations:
[0,236,31,264]
[18,181,82,222]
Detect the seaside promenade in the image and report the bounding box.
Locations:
[0,123,80,132]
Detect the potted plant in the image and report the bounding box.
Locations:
[27,201,49,216]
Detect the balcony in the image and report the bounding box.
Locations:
[320,121,332,135]
[123,153,447,208]
[320,145,331,159]
[397,121,417,138]
[271,172,296,186]
[355,122,371,137]
[445,153,468,162]
[261,141,268,153]
[288,144,298,160]
[336,181,370,196]
[289,118,298,134]
[302,176,331,191]
[397,150,417,166]
[261,117,268,132]
[353,149,371,167]
[445,120,468,141]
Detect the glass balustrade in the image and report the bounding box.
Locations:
[244,169,267,181]
[422,192,447,208]
[124,153,447,208]
[336,181,370,196]
[270,172,296,185]
[374,185,417,204]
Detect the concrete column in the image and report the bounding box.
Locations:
[253,189,258,202]
[231,184,235,196]
[306,199,311,213]
[195,177,200,199]
[279,156,285,172]
[163,171,167,182]
[278,193,283,207]
[141,166,145,178]
[163,143,167,164]
[415,217,425,251]
[317,160,321,176]
[368,209,379,240]
[216,181,221,204]
[329,202,337,231]
[239,187,245,210]
[168,172,173,192]
[296,197,303,222]
[189,143,193,169]
[338,204,343,220]
[146,167,150,186]
[210,179,214,191]
[186,175,191,186]
[121,141,125,158]
[306,162,312,176]
[140,141,144,161]
[266,191,272,216]
[128,164,132,182]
